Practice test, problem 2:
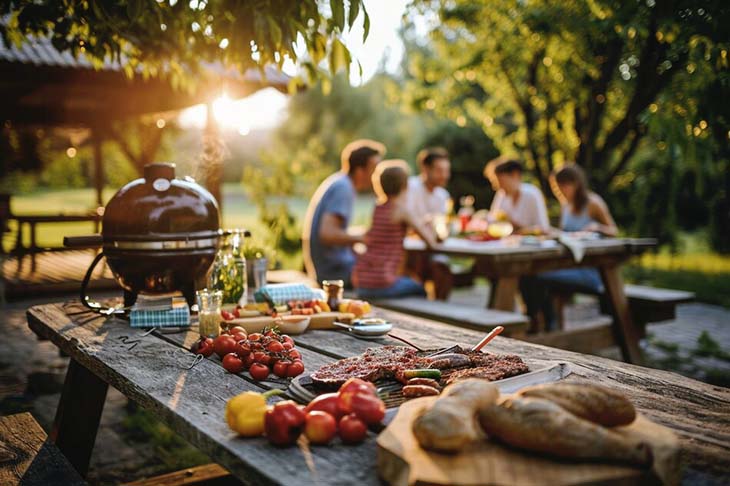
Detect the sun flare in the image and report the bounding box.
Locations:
[177,88,288,134]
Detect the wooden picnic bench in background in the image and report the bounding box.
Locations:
[9,212,102,255]
[0,412,86,486]
[405,237,656,364]
[374,297,528,337]
[544,283,696,353]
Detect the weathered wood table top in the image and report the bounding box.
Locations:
[27,301,729,485]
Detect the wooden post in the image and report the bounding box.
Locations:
[92,132,103,208]
[599,264,644,365]
[51,359,108,477]
[204,102,223,212]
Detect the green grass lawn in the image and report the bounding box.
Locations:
[5,184,729,306]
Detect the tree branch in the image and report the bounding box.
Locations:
[576,38,624,169]
[605,130,642,186]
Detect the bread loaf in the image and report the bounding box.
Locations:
[479,396,652,466]
[412,379,499,453]
[517,383,636,426]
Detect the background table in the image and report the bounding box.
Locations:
[26,301,728,485]
[405,236,655,364]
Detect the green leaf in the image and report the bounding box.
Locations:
[330,0,345,31]
[266,15,282,46]
[348,0,360,28]
[361,3,370,42]
[329,37,350,74]
[309,31,327,64]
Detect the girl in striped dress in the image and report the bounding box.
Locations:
[353,160,439,299]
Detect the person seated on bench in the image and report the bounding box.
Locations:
[523,165,619,330]
[484,157,550,234]
[405,147,454,300]
[353,160,439,299]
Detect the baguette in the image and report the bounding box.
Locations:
[479,396,652,466]
[412,379,499,453]
[517,383,636,426]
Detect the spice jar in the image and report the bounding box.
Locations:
[196,289,222,338]
[322,279,344,310]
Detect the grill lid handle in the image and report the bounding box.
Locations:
[144,162,176,181]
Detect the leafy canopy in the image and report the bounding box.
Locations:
[1,0,371,86]
[406,0,729,191]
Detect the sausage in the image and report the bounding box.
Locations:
[427,353,471,369]
[403,384,440,398]
[407,377,441,389]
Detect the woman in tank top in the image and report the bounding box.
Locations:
[522,165,618,330]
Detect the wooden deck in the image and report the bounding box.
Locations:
[1,250,116,300]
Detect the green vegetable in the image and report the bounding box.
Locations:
[402,369,442,380]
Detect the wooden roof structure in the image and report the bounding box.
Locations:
[0,35,291,126]
[0,35,291,208]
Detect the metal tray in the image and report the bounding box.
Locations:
[288,361,572,408]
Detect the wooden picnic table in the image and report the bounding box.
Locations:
[27,301,729,485]
[405,236,656,364]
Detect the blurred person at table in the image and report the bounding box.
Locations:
[303,139,385,287]
[405,147,454,300]
[523,165,618,330]
[353,160,440,299]
[484,157,550,234]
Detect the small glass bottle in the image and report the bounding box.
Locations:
[322,279,344,310]
[209,230,248,307]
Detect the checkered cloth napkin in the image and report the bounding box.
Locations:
[129,296,191,328]
[254,283,326,305]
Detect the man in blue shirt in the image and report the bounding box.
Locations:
[303,140,385,286]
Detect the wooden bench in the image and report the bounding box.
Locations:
[539,283,696,354]
[373,297,529,337]
[0,412,86,486]
[122,463,241,486]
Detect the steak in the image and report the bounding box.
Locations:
[445,353,529,385]
[310,346,428,387]
[310,346,529,388]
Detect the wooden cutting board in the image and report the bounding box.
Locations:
[225,312,355,332]
[377,396,681,486]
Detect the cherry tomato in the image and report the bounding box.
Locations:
[248,333,263,342]
[233,307,241,318]
[191,337,214,357]
[304,411,337,445]
[287,361,305,378]
[221,310,235,321]
[338,414,368,444]
[235,340,251,356]
[304,393,344,420]
[267,341,284,353]
[252,351,268,363]
[282,341,294,350]
[222,353,244,374]
[242,353,255,369]
[273,360,290,378]
[288,349,302,360]
[281,335,294,345]
[249,363,270,381]
[213,335,238,359]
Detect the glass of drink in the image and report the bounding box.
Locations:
[196,289,223,338]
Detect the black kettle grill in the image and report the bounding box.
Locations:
[66,163,221,313]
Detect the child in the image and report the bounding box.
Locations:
[353,160,439,299]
